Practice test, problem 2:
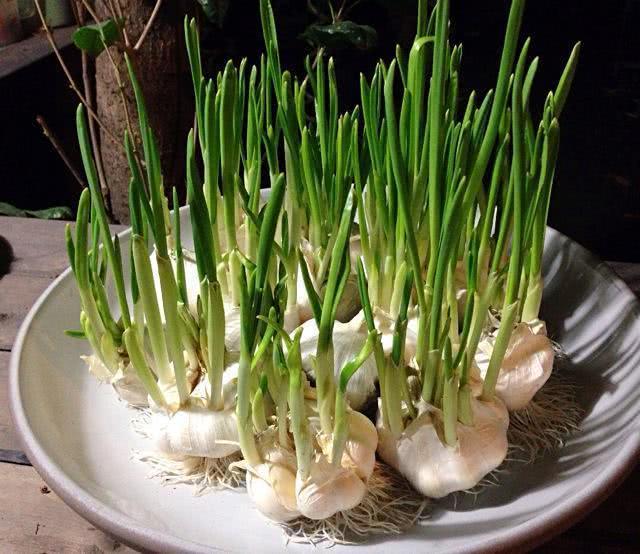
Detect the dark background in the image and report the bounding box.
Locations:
[2,0,639,261]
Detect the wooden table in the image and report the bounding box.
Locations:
[0,216,637,552]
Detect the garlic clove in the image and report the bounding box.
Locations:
[295,454,366,520]
[377,395,509,498]
[341,410,378,480]
[246,426,301,523]
[82,355,149,407]
[247,464,300,522]
[476,321,554,411]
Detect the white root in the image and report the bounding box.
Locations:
[507,370,582,464]
[133,449,245,493]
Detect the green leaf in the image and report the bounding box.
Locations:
[196,0,230,27]
[73,19,119,56]
[300,21,377,51]
[0,202,72,220]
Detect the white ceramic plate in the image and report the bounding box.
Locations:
[9,218,640,553]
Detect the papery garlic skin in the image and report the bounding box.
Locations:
[339,410,378,480]
[295,238,361,327]
[298,314,376,410]
[247,464,300,522]
[150,404,239,458]
[376,395,509,498]
[247,411,378,523]
[476,320,554,411]
[148,365,240,458]
[295,454,367,520]
[298,312,416,410]
[246,428,300,523]
[82,355,149,407]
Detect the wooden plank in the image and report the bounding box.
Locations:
[0,273,55,351]
[0,218,126,350]
[0,27,76,80]
[0,351,21,452]
[0,216,71,279]
[0,463,136,553]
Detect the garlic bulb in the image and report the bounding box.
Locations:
[148,365,240,459]
[298,312,416,410]
[376,394,509,498]
[82,355,149,407]
[246,427,300,523]
[246,409,377,522]
[476,320,554,411]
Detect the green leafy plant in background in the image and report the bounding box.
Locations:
[72,18,120,56]
[302,0,377,51]
[0,202,72,220]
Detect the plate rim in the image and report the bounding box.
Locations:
[8,226,640,554]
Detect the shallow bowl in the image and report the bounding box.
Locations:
[9,219,640,553]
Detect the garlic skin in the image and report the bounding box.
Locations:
[376,395,509,498]
[82,355,149,407]
[298,312,416,410]
[298,314,376,410]
[476,320,554,411]
[150,404,239,458]
[247,464,300,522]
[247,428,300,523]
[295,454,367,520]
[148,365,240,459]
[339,410,378,480]
[295,238,361,327]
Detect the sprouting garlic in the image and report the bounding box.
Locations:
[246,410,378,522]
[148,248,243,353]
[246,427,300,523]
[298,311,416,410]
[295,238,361,327]
[376,392,509,498]
[476,320,554,411]
[147,365,240,459]
[314,410,378,480]
[295,412,376,520]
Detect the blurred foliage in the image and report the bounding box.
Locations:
[300,20,377,50]
[195,0,230,27]
[0,202,72,220]
[72,19,120,56]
